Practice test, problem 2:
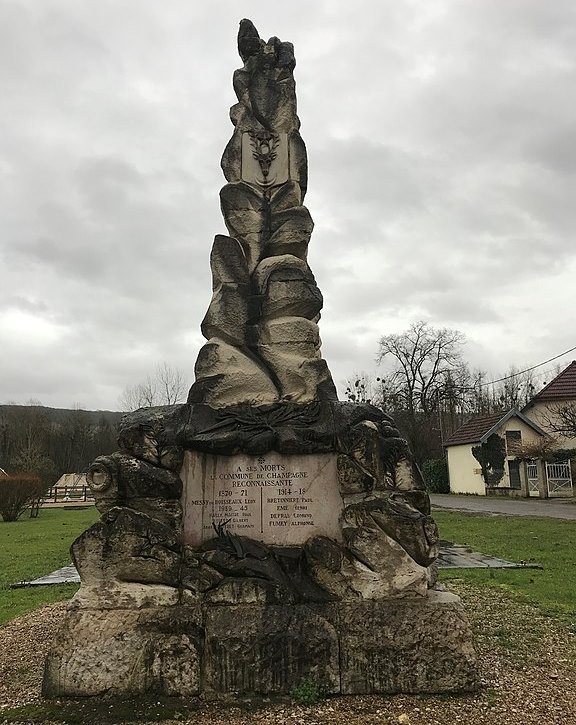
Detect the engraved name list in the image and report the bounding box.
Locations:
[181,451,343,546]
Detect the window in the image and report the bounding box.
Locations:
[505,430,522,455]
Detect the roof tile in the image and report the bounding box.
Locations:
[444,412,505,447]
[531,361,576,402]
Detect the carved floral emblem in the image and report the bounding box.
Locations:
[248,130,279,183]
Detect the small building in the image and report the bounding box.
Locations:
[53,473,88,490]
[445,408,547,497]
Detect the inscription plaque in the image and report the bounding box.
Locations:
[181,450,343,546]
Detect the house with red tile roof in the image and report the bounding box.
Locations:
[445,361,576,498]
[444,408,546,496]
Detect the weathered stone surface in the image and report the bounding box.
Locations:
[180,546,224,598]
[219,182,266,275]
[177,400,409,456]
[266,206,313,260]
[201,282,253,345]
[258,316,319,346]
[71,582,180,610]
[305,526,428,601]
[44,594,477,697]
[190,338,279,407]
[342,525,428,599]
[203,603,340,695]
[43,607,202,697]
[344,494,438,567]
[339,591,479,693]
[254,318,329,403]
[203,577,289,605]
[192,18,334,407]
[86,452,183,526]
[72,507,181,603]
[337,454,374,494]
[254,254,322,320]
[263,277,322,320]
[118,404,187,471]
[210,234,250,285]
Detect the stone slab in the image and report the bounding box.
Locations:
[181,450,343,546]
[437,543,543,569]
[203,603,340,695]
[44,591,478,697]
[339,590,478,694]
[11,565,81,588]
[43,606,202,697]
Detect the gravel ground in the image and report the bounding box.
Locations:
[1,581,575,724]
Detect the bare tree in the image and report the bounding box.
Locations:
[344,372,377,404]
[377,321,466,417]
[156,362,186,406]
[489,366,536,411]
[119,363,187,411]
[376,321,467,465]
[539,403,576,441]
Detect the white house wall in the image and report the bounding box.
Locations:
[523,401,576,448]
[447,443,485,495]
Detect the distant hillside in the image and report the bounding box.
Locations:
[0,405,124,427]
[0,405,125,480]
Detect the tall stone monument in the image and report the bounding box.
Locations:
[44,20,477,698]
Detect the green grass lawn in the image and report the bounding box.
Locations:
[0,507,99,625]
[435,510,576,623]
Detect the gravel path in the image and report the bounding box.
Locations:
[1,582,575,724]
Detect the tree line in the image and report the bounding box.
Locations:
[0,403,121,486]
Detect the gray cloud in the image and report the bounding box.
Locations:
[1,0,576,407]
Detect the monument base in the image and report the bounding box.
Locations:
[43,590,478,697]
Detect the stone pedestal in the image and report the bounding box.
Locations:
[43,591,477,697]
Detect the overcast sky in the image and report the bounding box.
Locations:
[1,0,576,410]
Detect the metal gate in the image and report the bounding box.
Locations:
[546,461,573,497]
[526,462,540,496]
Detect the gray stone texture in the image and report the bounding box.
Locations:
[43,607,202,697]
[189,19,335,407]
[116,404,188,471]
[70,507,181,609]
[192,339,280,407]
[339,591,478,694]
[43,593,477,697]
[203,603,340,695]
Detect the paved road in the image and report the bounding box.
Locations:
[430,493,576,520]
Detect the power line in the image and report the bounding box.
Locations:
[482,344,576,387]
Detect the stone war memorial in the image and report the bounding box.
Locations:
[43,20,478,698]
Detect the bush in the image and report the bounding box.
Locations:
[290,679,324,705]
[0,474,47,522]
[422,458,450,493]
